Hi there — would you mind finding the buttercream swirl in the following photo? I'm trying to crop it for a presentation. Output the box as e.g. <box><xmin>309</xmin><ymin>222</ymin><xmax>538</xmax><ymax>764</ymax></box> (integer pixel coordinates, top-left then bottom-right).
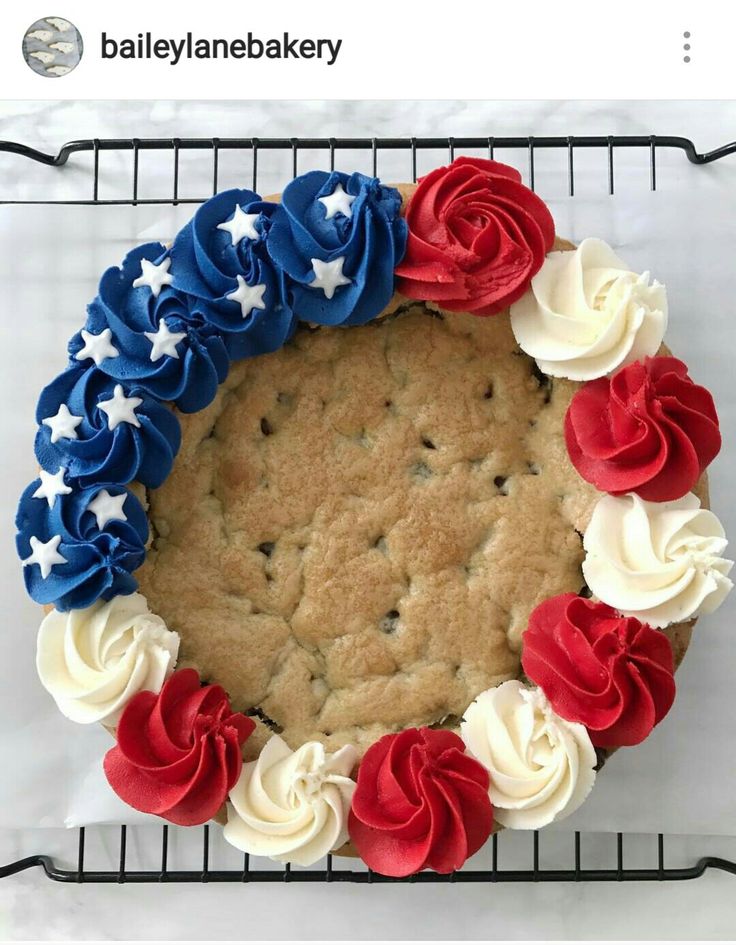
<box><xmin>224</xmin><ymin>735</ymin><xmax>357</xmax><ymax>866</ymax></box>
<box><xmin>521</xmin><ymin>593</ymin><xmax>675</xmax><ymax>748</ymax></box>
<box><xmin>348</xmin><ymin>727</ymin><xmax>493</xmax><ymax>877</ymax></box>
<box><xmin>582</xmin><ymin>492</ymin><xmax>734</xmax><ymax>628</ymax></box>
<box><xmin>16</xmin><ymin>481</ymin><xmax>148</xmax><ymax>611</ymax></box>
<box><xmin>35</xmin><ymin>364</ymin><xmax>181</xmax><ymax>489</ymax></box>
<box><xmin>268</xmin><ymin>170</ymin><xmax>407</xmax><ymax>325</ymax></box>
<box><xmin>461</xmin><ymin>680</ymin><xmax>596</xmax><ymax>829</ymax></box>
<box><xmin>169</xmin><ymin>189</ymin><xmax>297</xmax><ymax>360</ymax></box>
<box><xmin>396</xmin><ymin>157</ymin><xmax>555</xmax><ymax>315</ymax></box>
<box><xmin>104</xmin><ymin>668</ymin><xmax>255</xmax><ymax>826</ymax></box>
<box><xmin>70</xmin><ymin>243</ymin><xmax>230</xmax><ymax>413</ymax></box>
<box><xmin>36</xmin><ymin>593</ymin><xmax>179</xmax><ymax>726</ymax></box>
<box><xmin>510</xmin><ymin>238</ymin><xmax>667</xmax><ymax>381</ymax></box>
<box><xmin>565</xmin><ymin>357</ymin><xmax>721</xmax><ymax>501</ymax></box>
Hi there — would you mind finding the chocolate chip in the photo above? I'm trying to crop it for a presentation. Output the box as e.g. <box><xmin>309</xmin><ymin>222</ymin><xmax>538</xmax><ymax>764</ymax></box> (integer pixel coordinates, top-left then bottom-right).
<box><xmin>373</xmin><ymin>535</ymin><xmax>388</xmax><ymax>554</ymax></box>
<box><xmin>260</xmin><ymin>417</ymin><xmax>273</xmax><ymax>436</ymax></box>
<box><xmin>579</xmin><ymin>584</ymin><xmax>593</xmax><ymax>599</ymax></box>
<box><xmin>247</xmin><ymin>706</ymin><xmax>283</xmax><ymax>734</ymax></box>
<box><xmin>483</xmin><ymin>383</ymin><xmax>494</xmax><ymax>400</ymax></box>
<box><xmin>379</xmin><ymin>610</ymin><xmax>400</xmax><ymax>634</ymax></box>
<box><xmin>531</xmin><ymin>361</ymin><xmax>551</xmax><ymax>388</ymax></box>
<box><xmin>421</xmin><ymin>437</ymin><xmax>436</xmax><ymax>450</ymax></box>
<box><xmin>258</xmin><ymin>542</ymin><xmax>275</xmax><ymax>557</ymax></box>
<box><xmin>530</xmin><ymin>361</ymin><xmax>553</xmax><ymax>403</ymax></box>
<box><xmin>494</xmin><ymin>475</ymin><xmax>509</xmax><ymax>494</ymax></box>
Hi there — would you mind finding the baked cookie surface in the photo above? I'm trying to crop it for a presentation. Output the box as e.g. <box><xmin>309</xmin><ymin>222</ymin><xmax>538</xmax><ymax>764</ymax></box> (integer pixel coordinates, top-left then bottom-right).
<box><xmin>137</xmin><ymin>297</ymin><xmax>601</xmax><ymax>757</ymax></box>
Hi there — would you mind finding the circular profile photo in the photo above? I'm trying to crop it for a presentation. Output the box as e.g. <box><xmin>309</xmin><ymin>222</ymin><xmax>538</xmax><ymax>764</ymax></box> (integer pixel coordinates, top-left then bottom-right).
<box><xmin>22</xmin><ymin>16</ymin><xmax>83</xmax><ymax>77</ymax></box>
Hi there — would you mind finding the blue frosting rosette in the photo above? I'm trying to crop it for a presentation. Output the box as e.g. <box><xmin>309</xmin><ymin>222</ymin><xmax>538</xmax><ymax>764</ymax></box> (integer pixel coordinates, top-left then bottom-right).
<box><xmin>35</xmin><ymin>364</ymin><xmax>181</xmax><ymax>489</ymax></box>
<box><xmin>15</xmin><ymin>482</ymin><xmax>148</xmax><ymax>611</ymax></box>
<box><xmin>17</xmin><ymin>171</ymin><xmax>411</xmax><ymax>619</ymax></box>
<box><xmin>169</xmin><ymin>189</ymin><xmax>296</xmax><ymax>360</ymax></box>
<box><xmin>267</xmin><ymin>170</ymin><xmax>407</xmax><ymax>326</ymax></box>
<box><xmin>69</xmin><ymin>243</ymin><xmax>230</xmax><ymax>413</ymax></box>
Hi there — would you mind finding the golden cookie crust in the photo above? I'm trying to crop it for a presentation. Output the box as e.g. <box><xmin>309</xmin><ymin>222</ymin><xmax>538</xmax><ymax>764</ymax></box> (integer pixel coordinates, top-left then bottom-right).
<box><xmin>134</xmin><ymin>217</ymin><xmax>698</xmax><ymax>762</ymax></box>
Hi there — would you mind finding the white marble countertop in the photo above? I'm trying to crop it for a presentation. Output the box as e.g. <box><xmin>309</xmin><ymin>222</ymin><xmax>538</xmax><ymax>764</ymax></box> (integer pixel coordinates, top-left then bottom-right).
<box><xmin>2</xmin><ymin>98</ymin><xmax>736</xmax><ymax>940</ymax></box>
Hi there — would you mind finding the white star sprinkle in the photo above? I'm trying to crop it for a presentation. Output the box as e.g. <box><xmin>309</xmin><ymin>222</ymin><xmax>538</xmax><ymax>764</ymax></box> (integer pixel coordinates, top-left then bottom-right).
<box><xmin>144</xmin><ymin>320</ymin><xmax>187</xmax><ymax>362</ymax></box>
<box><xmin>86</xmin><ymin>488</ymin><xmax>128</xmax><ymax>530</ymax></box>
<box><xmin>226</xmin><ymin>275</ymin><xmax>267</xmax><ymax>318</ymax></box>
<box><xmin>42</xmin><ymin>403</ymin><xmax>83</xmax><ymax>443</ymax></box>
<box><xmin>318</xmin><ymin>183</ymin><xmax>356</xmax><ymax>220</ymax></box>
<box><xmin>217</xmin><ymin>205</ymin><xmax>261</xmax><ymax>244</ymax></box>
<box><xmin>309</xmin><ymin>257</ymin><xmax>352</xmax><ymax>299</ymax></box>
<box><xmin>132</xmin><ymin>257</ymin><xmax>173</xmax><ymax>298</ymax></box>
<box><xmin>75</xmin><ymin>328</ymin><xmax>119</xmax><ymax>366</ymax></box>
<box><xmin>32</xmin><ymin>467</ymin><xmax>72</xmax><ymax>509</ymax></box>
<box><xmin>22</xmin><ymin>534</ymin><xmax>67</xmax><ymax>580</ymax></box>
<box><xmin>97</xmin><ymin>384</ymin><xmax>142</xmax><ymax>431</ymax></box>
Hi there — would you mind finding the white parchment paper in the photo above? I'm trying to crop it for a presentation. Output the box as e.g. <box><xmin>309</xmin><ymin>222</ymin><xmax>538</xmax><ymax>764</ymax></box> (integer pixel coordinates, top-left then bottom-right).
<box><xmin>1</xmin><ymin>106</ymin><xmax>736</xmax><ymax>834</ymax></box>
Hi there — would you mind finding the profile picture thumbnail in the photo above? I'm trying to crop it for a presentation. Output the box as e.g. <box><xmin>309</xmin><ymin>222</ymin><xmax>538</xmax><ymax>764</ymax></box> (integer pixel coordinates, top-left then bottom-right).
<box><xmin>22</xmin><ymin>16</ymin><xmax>83</xmax><ymax>77</ymax></box>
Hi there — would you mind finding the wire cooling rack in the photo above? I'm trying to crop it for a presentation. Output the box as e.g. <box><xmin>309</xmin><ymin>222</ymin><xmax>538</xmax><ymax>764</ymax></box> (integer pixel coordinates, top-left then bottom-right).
<box><xmin>2</xmin><ymin>825</ymin><xmax>736</xmax><ymax>884</ymax></box>
<box><xmin>2</xmin><ymin>134</ymin><xmax>736</xmax><ymax>204</ymax></box>
<box><xmin>2</xmin><ymin>132</ymin><xmax>736</xmax><ymax>885</ymax></box>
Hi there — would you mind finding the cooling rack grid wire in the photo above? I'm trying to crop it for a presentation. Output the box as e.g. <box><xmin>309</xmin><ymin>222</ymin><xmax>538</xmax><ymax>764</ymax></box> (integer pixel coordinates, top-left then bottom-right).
<box><xmin>2</xmin><ymin>133</ymin><xmax>736</xmax><ymax>883</ymax></box>
<box><xmin>2</xmin><ymin>825</ymin><xmax>736</xmax><ymax>884</ymax></box>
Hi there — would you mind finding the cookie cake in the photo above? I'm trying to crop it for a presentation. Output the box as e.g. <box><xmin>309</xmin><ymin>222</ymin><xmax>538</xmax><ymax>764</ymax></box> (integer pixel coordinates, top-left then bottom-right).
<box><xmin>15</xmin><ymin>156</ymin><xmax>732</xmax><ymax>877</ymax></box>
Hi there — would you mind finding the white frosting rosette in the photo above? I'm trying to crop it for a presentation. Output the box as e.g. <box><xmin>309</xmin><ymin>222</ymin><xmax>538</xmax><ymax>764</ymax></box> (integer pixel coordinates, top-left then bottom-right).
<box><xmin>460</xmin><ymin>680</ymin><xmax>596</xmax><ymax>830</ymax></box>
<box><xmin>582</xmin><ymin>492</ymin><xmax>733</xmax><ymax>628</ymax></box>
<box><xmin>224</xmin><ymin>735</ymin><xmax>358</xmax><ymax>866</ymax></box>
<box><xmin>36</xmin><ymin>593</ymin><xmax>179</xmax><ymax>725</ymax></box>
<box><xmin>509</xmin><ymin>238</ymin><xmax>667</xmax><ymax>381</ymax></box>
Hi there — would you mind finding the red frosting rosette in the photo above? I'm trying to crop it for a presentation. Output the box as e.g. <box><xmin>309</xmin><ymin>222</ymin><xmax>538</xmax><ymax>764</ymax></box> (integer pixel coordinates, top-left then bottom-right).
<box><xmin>565</xmin><ymin>356</ymin><xmax>721</xmax><ymax>502</ymax></box>
<box><xmin>348</xmin><ymin>727</ymin><xmax>493</xmax><ymax>877</ymax></box>
<box><xmin>395</xmin><ymin>157</ymin><xmax>555</xmax><ymax>316</ymax></box>
<box><xmin>521</xmin><ymin>594</ymin><xmax>676</xmax><ymax>748</ymax></box>
<box><xmin>103</xmin><ymin>668</ymin><xmax>255</xmax><ymax>826</ymax></box>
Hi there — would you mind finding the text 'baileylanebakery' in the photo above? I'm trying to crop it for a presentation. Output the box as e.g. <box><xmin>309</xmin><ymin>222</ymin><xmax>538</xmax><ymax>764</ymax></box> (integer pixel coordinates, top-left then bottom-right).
<box><xmin>100</xmin><ymin>32</ymin><xmax>343</xmax><ymax>66</ymax></box>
